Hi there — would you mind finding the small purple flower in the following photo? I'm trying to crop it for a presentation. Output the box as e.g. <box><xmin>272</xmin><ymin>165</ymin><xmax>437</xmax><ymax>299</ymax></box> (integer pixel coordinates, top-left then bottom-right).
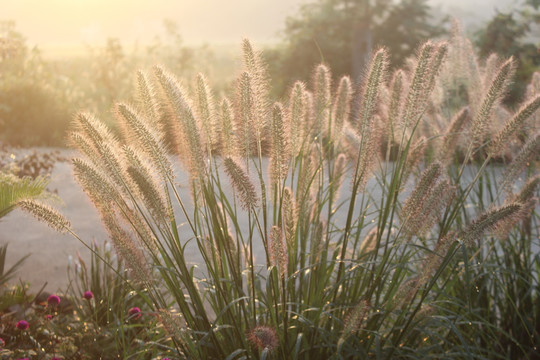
<box><xmin>128</xmin><ymin>306</ymin><xmax>142</xmax><ymax>319</ymax></box>
<box><xmin>16</xmin><ymin>320</ymin><xmax>29</xmax><ymax>330</ymax></box>
<box><xmin>47</xmin><ymin>294</ymin><xmax>61</xmax><ymax>306</ymax></box>
<box><xmin>83</xmin><ymin>290</ymin><xmax>94</xmax><ymax>300</ymax></box>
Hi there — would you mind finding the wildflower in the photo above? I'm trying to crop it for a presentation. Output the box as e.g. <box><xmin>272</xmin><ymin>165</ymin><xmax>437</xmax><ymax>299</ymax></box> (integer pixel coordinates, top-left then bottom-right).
<box><xmin>128</xmin><ymin>307</ymin><xmax>142</xmax><ymax>319</ymax></box>
<box><xmin>83</xmin><ymin>291</ymin><xmax>94</xmax><ymax>300</ymax></box>
<box><xmin>16</xmin><ymin>320</ymin><xmax>29</xmax><ymax>330</ymax></box>
<box><xmin>0</xmin><ymin>337</ymin><xmax>4</xmax><ymax>348</ymax></box>
<box><xmin>45</xmin><ymin>314</ymin><xmax>54</xmax><ymax>320</ymax></box>
<box><xmin>47</xmin><ymin>294</ymin><xmax>61</xmax><ymax>306</ymax></box>
<box><xmin>247</xmin><ymin>325</ymin><xmax>279</xmax><ymax>351</ymax></box>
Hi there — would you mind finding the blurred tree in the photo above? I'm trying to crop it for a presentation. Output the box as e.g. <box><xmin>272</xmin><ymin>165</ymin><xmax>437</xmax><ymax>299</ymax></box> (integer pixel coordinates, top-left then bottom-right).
<box><xmin>266</xmin><ymin>0</ymin><xmax>446</xmax><ymax>96</ymax></box>
<box><xmin>146</xmin><ymin>19</ymin><xmax>197</xmax><ymax>79</ymax></box>
<box><xmin>0</xmin><ymin>21</ymin><xmax>26</xmax><ymax>63</ymax></box>
<box><xmin>476</xmin><ymin>0</ymin><xmax>540</xmax><ymax>105</ymax></box>
<box><xmin>87</xmin><ymin>37</ymin><xmax>131</xmax><ymax>111</ymax></box>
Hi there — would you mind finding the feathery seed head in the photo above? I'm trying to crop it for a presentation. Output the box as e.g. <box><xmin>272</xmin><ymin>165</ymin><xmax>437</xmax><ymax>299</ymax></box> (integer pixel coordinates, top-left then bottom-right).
<box><xmin>331</xmin><ymin>76</ymin><xmax>353</xmax><ymax>141</ymax></box>
<box><xmin>123</xmin><ymin>146</ymin><xmax>168</xmax><ymax>222</ymax></box>
<box><xmin>224</xmin><ymin>157</ymin><xmax>258</xmax><ymax>210</ymax></box>
<box><xmin>460</xmin><ymin>203</ymin><xmax>523</xmax><ymax>245</ymax></box>
<box><xmin>235</xmin><ymin>71</ymin><xmax>257</xmax><ymax>157</ymax></box>
<box><xmin>240</xmin><ymin>39</ymin><xmax>270</xmax><ymax>141</ymax></box>
<box><xmin>269</xmin><ymin>225</ymin><xmax>288</xmax><ymax>277</ymax></box>
<box><xmin>401</xmin><ymin>161</ymin><xmax>444</xmax><ymax>226</ymax></box>
<box><xmin>514</xmin><ymin>175</ymin><xmax>540</xmax><ymax>204</ymax></box>
<box><xmin>489</xmin><ymin>94</ymin><xmax>540</xmax><ymax>156</ymax></box>
<box><xmin>313</xmin><ymin>64</ymin><xmax>332</xmax><ymax>137</ymax></box>
<box><xmin>102</xmin><ymin>213</ymin><xmax>151</xmax><ymax>285</ymax></box>
<box><xmin>342</xmin><ymin>300</ymin><xmax>369</xmax><ymax>338</ymax></box>
<box><xmin>387</xmin><ymin>69</ymin><xmax>405</xmax><ymax>141</ymax></box>
<box><xmin>439</xmin><ymin>107</ymin><xmax>470</xmax><ymax>164</ymax></box>
<box><xmin>501</xmin><ymin>133</ymin><xmax>540</xmax><ymax>190</ymax></box>
<box><xmin>356</xmin><ymin>48</ymin><xmax>389</xmax><ymax>135</ymax></box>
<box><xmin>287</xmin><ymin>81</ymin><xmax>307</xmax><ymax>153</ymax></box>
<box><xmin>195</xmin><ymin>73</ymin><xmax>218</xmax><ymax>150</ymax></box>
<box><xmin>471</xmin><ymin>57</ymin><xmax>515</xmax><ymax>146</ymax></box>
<box><xmin>158</xmin><ymin>309</ymin><xmax>185</xmax><ymax>342</ymax></box>
<box><xmin>135</xmin><ymin>70</ymin><xmax>160</xmax><ymax>127</ymax></box>
<box><xmin>220</xmin><ymin>98</ymin><xmax>236</xmax><ymax>157</ymax></box>
<box><xmin>359</xmin><ymin>227</ymin><xmax>378</xmax><ymax>254</ymax></box>
<box><xmin>282</xmin><ymin>187</ymin><xmax>297</xmax><ymax>246</ymax></box>
<box><xmin>425</xmin><ymin>42</ymin><xmax>449</xmax><ymax>94</ymax></box>
<box><xmin>401</xmin><ymin>42</ymin><xmax>435</xmax><ymax>128</ymax></box>
<box><xmin>269</xmin><ymin>102</ymin><xmax>290</xmax><ymax>188</ymax></box>
<box><xmin>115</xmin><ymin>103</ymin><xmax>173</xmax><ymax>179</ymax></box>
<box><xmin>403</xmin><ymin>137</ymin><xmax>427</xmax><ymax>180</ymax></box>
<box><xmin>331</xmin><ymin>153</ymin><xmax>348</xmax><ymax>201</ymax></box>
<box><xmin>154</xmin><ymin>65</ymin><xmax>206</xmax><ymax>178</ymax></box>
<box><xmin>19</xmin><ymin>200</ymin><xmax>71</xmax><ymax>233</ymax></box>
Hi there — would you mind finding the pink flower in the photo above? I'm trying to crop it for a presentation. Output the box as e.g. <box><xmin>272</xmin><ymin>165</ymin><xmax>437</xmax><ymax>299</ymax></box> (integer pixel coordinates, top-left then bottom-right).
<box><xmin>16</xmin><ymin>320</ymin><xmax>29</xmax><ymax>330</ymax></box>
<box><xmin>83</xmin><ymin>290</ymin><xmax>94</xmax><ymax>300</ymax></box>
<box><xmin>45</xmin><ymin>314</ymin><xmax>54</xmax><ymax>320</ymax></box>
<box><xmin>128</xmin><ymin>306</ymin><xmax>142</xmax><ymax>319</ymax></box>
<box><xmin>47</xmin><ymin>294</ymin><xmax>61</xmax><ymax>306</ymax></box>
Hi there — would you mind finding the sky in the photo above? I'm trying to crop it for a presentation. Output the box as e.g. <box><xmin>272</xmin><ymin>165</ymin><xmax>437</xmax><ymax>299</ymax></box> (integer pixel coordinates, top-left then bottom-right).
<box><xmin>1</xmin><ymin>0</ymin><xmax>516</xmax><ymax>55</ymax></box>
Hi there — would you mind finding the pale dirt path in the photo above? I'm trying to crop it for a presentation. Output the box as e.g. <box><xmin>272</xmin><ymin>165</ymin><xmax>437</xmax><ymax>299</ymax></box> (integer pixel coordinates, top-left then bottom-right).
<box><xmin>0</xmin><ymin>156</ymin><xmax>109</xmax><ymax>293</ymax></box>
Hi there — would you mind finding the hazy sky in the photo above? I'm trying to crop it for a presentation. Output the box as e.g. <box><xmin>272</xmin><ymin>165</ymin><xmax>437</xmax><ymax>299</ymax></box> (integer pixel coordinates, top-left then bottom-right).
<box><xmin>1</xmin><ymin>0</ymin><xmax>515</xmax><ymax>52</ymax></box>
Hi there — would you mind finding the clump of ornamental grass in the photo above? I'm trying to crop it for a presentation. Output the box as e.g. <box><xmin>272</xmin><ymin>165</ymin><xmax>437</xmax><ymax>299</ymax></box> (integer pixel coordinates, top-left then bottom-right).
<box><xmin>28</xmin><ymin>34</ymin><xmax>540</xmax><ymax>359</ymax></box>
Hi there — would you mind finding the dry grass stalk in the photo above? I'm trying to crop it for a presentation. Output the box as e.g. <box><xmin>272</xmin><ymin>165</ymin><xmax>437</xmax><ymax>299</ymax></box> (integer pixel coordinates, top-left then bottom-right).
<box><xmin>220</xmin><ymin>98</ymin><xmax>236</xmax><ymax>157</ymax></box>
<box><xmin>154</xmin><ymin>65</ymin><xmax>206</xmax><ymax>179</ymax></box>
<box><xmin>135</xmin><ymin>70</ymin><xmax>161</xmax><ymax>132</ymax></box>
<box><xmin>460</xmin><ymin>203</ymin><xmax>523</xmax><ymax>245</ymax></box>
<box><xmin>331</xmin><ymin>76</ymin><xmax>352</xmax><ymax>142</ymax></box>
<box><xmin>488</xmin><ymin>94</ymin><xmax>540</xmax><ymax>156</ymax></box>
<box><xmin>287</xmin><ymin>81</ymin><xmax>308</xmax><ymax>154</ymax></box>
<box><xmin>224</xmin><ymin>157</ymin><xmax>259</xmax><ymax>211</ymax></box>
<box><xmin>438</xmin><ymin>107</ymin><xmax>469</xmax><ymax>164</ymax></box>
<box><xmin>470</xmin><ymin>58</ymin><xmax>515</xmax><ymax>146</ymax></box>
<box><xmin>501</xmin><ymin>133</ymin><xmax>540</xmax><ymax>190</ymax></box>
<box><xmin>353</xmin><ymin>49</ymin><xmax>388</xmax><ymax>190</ymax></box>
<box><xmin>269</xmin><ymin>103</ymin><xmax>290</xmax><ymax>188</ymax></box>
<box><xmin>313</xmin><ymin>64</ymin><xmax>332</xmax><ymax>139</ymax></box>
<box><xmin>401</xmin><ymin>161</ymin><xmax>444</xmax><ymax>233</ymax></box>
<box><xmin>282</xmin><ymin>187</ymin><xmax>297</xmax><ymax>247</ymax></box>
<box><xmin>195</xmin><ymin>73</ymin><xmax>218</xmax><ymax>152</ymax></box>
<box><xmin>19</xmin><ymin>199</ymin><xmax>71</xmax><ymax>233</ymax></box>
<box><xmin>269</xmin><ymin>225</ymin><xmax>288</xmax><ymax>278</ymax></box>
<box><xmin>115</xmin><ymin>103</ymin><xmax>173</xmax><ymax>180</ymax></box>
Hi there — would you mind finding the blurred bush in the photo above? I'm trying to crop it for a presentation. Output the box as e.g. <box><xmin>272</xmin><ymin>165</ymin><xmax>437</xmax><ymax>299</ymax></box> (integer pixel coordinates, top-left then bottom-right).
<box><xmin>0</xmin><ymin>21</ymin><xmax>74</xmax><ymax>147</ymax></box>
<box><xmin>0</xmin><ymin>19</ymin><xmax>237</xmax><ymax>148</ymax></box>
